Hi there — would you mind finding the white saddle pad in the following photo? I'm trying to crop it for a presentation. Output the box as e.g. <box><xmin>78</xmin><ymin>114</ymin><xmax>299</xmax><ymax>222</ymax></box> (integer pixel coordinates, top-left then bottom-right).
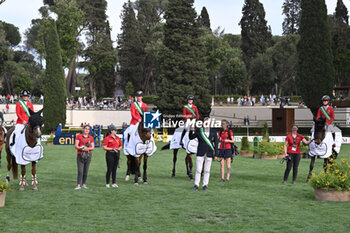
<box><xmin>170</xmin><ymin>127</ymin><xmax>198</xmax><ymax>154</ymax></box>
<box><xmin>9</xmin><ymin>124</ymin><xmax>43</xmax><ymax>165</ymax></box>
<box><xmin>123</xmin><ymin>123</ymin><xmax>157</xmax><ymax>157</ymax></box>
<box><xmin>309</xmin><ymin>126</ymin><xmax>342</xmax><ymax>158</ymax></box>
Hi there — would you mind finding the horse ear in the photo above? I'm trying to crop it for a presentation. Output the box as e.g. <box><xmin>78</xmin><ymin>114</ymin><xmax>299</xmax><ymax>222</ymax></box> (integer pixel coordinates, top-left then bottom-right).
<box><xmin>37</xmin><ymin>109</ymin><xmax>43</xmax><ymax>115</ymax></box>
<box><xmin>29</xmin><ymin>108</ymin><xmax>35</xmax><ymax>116</ymax></box>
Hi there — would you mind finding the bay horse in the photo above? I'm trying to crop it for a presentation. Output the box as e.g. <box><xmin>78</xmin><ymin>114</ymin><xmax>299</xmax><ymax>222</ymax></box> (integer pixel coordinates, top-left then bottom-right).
<box><xmin>5</xmin><ymin>109</ymin><xmax>44</xmax><ymax>190</ymax></box>
<box><xmin>0</xmin><ymin>123</ymin><xmax>5</xmax><ymax>168</ymax></box>
<box><xmin>125</xmin><ymin>121</ymin><xmax>153</xmax><ymax>185</ymax></box>
<box><xmin>306</xmin><ymin>117</ymin><xmax>337</xmax><ymax>182</ymax></box>
<box><xmin>161</xmin><ymin>128</ymin><xmax>194</xmax><ymax>180</ymax></box>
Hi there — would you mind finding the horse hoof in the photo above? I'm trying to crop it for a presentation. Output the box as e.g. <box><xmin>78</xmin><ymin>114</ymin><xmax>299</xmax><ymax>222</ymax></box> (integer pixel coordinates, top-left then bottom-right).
<box><xmin>171</xmin><ymin>174</ymin><xmax>175</xmax><ymax>178</ymax></box>
<box><xmin>143</xmin><ymin>182</ymin><xmax>148</xmax><ymax>185</ymax></box>
<box><xmin>138</xmin><ymin>177</ymin><xmax>142</xmax><ymax>181</ymax></box>
<box><xmin>134</xmin><ymin>183</ymin><xmax>139</xmax><ymax>186</ymax></box>
<box><xmin>125</xmin><ymin>175</ymin><xmax>130</xmax><ymax>181</ymax></box>
<box><xmin>33</xmin><ymin>187</ymin><xmax>38</xmax><ymax>191</ymax></box>
<box><xmin>19</xmin><ymin>187</ymin><xmax>24</xmax><ymax>191</ymax></box>
<box><xmin>5</xmin><ymin>176</ymin><xmax>9</xmax><ymax>184</ymax></box>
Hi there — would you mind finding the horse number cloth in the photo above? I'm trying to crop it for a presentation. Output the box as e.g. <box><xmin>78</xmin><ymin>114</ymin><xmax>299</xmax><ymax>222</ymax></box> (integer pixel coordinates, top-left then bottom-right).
<box><xmin>309</xmin><ymin>126</ymin><xmax>342</xmax><ymax>159</ymax></box>
<box><xmin>9</xmin><ymin>124</ymin><xmax>43</xmax><ymax>165</ymax></box>
<box><xmin>170</xmin><ymin>127</ymin><xmax>198</xmax><ymax>154</ymax></box>
<box><xmin>123</xmin><ymin>123</ymin><xmax>157</xmax><ymax>157</ymax></box>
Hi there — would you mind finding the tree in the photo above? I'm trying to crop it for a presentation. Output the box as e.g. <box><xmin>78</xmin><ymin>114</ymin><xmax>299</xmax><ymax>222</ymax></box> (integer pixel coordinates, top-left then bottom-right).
<box><xmin>282</xmin><ymin>0</ymin><xmax>301</xmax><ymax>35</ymax></box>
<box><xmin>118</xmin><ymin>1</ymin><xmax>143</xmax><ymax>92</ymax></box>
<box><xmin>330</xmin><ymin>2</ymin><xmax>350</xmax><ymax>86</ymax></box>
<box><xmin>157</xmin><ymin>0</ymin><xmax>211</xmax><ymax>115</ymax></box>
<box><xmin>250</xmin><ymin>53</ymin><xmax>274</xmax><ymax>94</ymax></box>
<box><xmin>239</xmin><ymin>0</ymin><xmax>272</xmax><ymax>94</ymax></box>
<box><xmin>0</xmin><ymin>21</ymin><xmax>21</xmax><ymax>46</ymax></box>
<box><xmin>125</xmin><ymin>81</ymin><xmax>134</xmax><ymax>97</ymax></box>
<box><xmin>335</xmin><ymin>0</ymin><xmax>348</xmax><ymax>25</ymax></box>
<box><xmin>297</xmin><ymin>0</ymin><xmax>334</xmax><ymax>115</ymax></box>
<box><xmin>48</xmin><ymin>0</ymin><xmax>84</xmax><ymax>97</ymax></box>
<box><xmin>269</xmin><ymin>34</ymin><xmax>299</xmax><ymax>95</ymax></box>
<box><xmin>80</xmin><ymin>0</ymin><xmax>116</xmax><ymax>97</ymax></box>
<box><xmin>0</xmin><ymin>22</ymin><xmax>12</xmax><ymax>75</ymax></box>
<box><xmin>42</xmin><ymin>19</ymin><xmax>66</xmax><ymax>132</ymax></box>
<box><xmin>198</xmin><ymin>7</ymin><xmax>211</xmax><ymax>29</ymax></box>
<box><xmin>138</xmin><ymin>0</ymin><xmax>161</xmax><ymax>94</ymax></box>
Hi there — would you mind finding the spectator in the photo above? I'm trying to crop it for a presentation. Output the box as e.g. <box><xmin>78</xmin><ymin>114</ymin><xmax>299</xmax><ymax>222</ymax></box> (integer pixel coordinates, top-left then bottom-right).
<box><xmin>74</xmin><ymin>125</ymin><xmax>95</xmax><ymax>190</ymax></box>
<box><xmin>103</xmin><ymin>125</ymin><xmax>122</xmax><ymax>188</ymax></box>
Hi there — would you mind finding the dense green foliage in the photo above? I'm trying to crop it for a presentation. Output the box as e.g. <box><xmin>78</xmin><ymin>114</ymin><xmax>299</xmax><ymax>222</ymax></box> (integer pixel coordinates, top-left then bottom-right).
<box><xmin>297</xmin><ymin>0</ymin><xmax>334</xmax><ymax>115</ymax></box>
<box><xmin>157</xmin><ymin>0</ymin><xmax>210</xmax><ymax>115</ymax></box>
<box><xmin>239</xmin><ymin>0</ymin><xmax>272</xmax><ymax>94</ymax></box>
<box><xmin>198</xmin><ymin>6</ymin><xmax>211</xmax><ymax>29</ymax></box>
<box><xmin>2</xmin><ymin>143</ymin><xmax>350</xmax><ymax>232</ymax></box>
<box><xmin>282</xmin><ymin>0</ymin><xmax>301</xmax><ymax>35</ymax></box>
<box><xmin>42</xmin><ymin>19</ymin><xmax>66</xmax><ymax>132</ymax></box>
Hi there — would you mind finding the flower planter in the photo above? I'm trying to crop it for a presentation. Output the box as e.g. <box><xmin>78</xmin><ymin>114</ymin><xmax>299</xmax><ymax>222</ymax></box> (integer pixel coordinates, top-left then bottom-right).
<box><xmin>277</xmin><ymin>154</ymin><xmax>285</xmax><ymax>159</ymax></box>
<box><xmin>239</xmin><ymin>151</ymin><xmax>253</xmax><ymax>157</ymax></box>
<box><xmin>314</xmin><ymin>188</ymin><xmax>350</xmax><ymax>202</ymax></box>
<box><xmin>0</xmin><ymin>191</ymin><xmax>6</xmax><ymax>207</ymax></box>
<box><xmin>254</xmin><ymin>154</ymin><xmax>278</xmax><ymax>159</ymax></box>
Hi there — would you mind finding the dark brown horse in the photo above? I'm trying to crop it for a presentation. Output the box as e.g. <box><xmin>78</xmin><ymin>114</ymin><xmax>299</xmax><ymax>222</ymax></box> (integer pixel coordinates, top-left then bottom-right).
<box><xmin>0</xmin><ymin>123</ymin><xmax>5</xmax><ymax>168</ymax></box>
<box><xmin>306</xmin><ymin>117</ymin><xmax>337</xmax><ymax>182</ymax></box>
<box><xmin>5</xmin><ymin>109</ymin><xmax>44</xmax><ymax>191</ymax></box>
<box><xmin>125</xmin><ymin>121</ymin><xmax>152</xmax><ymax>185</ymax></box>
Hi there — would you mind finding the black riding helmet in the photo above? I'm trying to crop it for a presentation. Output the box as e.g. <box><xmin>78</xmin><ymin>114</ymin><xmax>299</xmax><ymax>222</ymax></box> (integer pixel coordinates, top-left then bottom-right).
<box><xmin>321</xmin><ymin>95</ymin><xmax>330</xmax><ymax>101</ymax></box>
<box><xmin>135</xmin><ymin>91</ymin><xmax>144</xmax><ymax>97</ymax></box>
<box><xmin>20</xmin><ymin>90</ymin><xmax>30</xmax><ymax>97</ymax></box>
<box><xmin>187</xmin><ymin>95</ymin><xmax>194</xmax><ymax>100</ymax></box>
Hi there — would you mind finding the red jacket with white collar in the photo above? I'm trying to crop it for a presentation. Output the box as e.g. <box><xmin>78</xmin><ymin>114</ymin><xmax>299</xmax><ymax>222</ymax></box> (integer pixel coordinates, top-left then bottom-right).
<box><xmin>16</xmin><ymin>101</ymin><xmax>34</xmax><ymax>124</ymax></box>
<box><xmin>183</xmin><ymin>104</ymin><xmax>199</xmax><ymax>122</ymax></box>
<box><xmin>130</xmin><ymin>102</ymin><xmax>148</xmax><ymax>125</ymax></box>
<box><xmin>316</xmin><ymin>105</ymin><xmax>334</xmax><ymax>125</ymax></box>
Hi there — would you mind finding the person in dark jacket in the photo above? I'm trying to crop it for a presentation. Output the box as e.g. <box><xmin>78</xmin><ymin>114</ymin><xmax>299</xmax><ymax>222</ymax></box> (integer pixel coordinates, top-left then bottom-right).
<box><xmin>189</xmin><ymin>114</ymin><xmax>218</xmax><ymax>191</ymax></box>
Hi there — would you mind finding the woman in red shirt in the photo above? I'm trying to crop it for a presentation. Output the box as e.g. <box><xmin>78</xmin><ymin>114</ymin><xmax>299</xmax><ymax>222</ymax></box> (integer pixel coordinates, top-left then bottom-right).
<box><xmin>283</xmin><ymin>124</ymin><xmax>311</xmax><ymax>184</ymax></box>
<box><xmin>216</xmin><ymin>120</ymin><xmax>235</xmax><ymax>182</ymax></box>
<box><xmin>103</xmin><ymin>125</ymin><xmax>122</xmax><ymax>188</ymax></box>
<box><xmin>74</xmin><ymin>125</ymin><xmax>95</xmax><ymax>190</ymax></box>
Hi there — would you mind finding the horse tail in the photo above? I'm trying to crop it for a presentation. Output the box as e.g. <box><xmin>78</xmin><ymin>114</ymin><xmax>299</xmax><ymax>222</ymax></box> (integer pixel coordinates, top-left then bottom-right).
<box><xmin>12</xmin><ymin>156</ymin><xmax>18</xmax><ymax>180</ymax></box>
<box><xmin>161</xmin><ymin>143</ymin><xmax>170</xmax><ymax>150</ymax></box>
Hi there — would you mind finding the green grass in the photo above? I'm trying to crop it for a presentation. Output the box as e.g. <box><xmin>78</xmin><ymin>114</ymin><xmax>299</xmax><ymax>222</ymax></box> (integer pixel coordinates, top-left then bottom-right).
<box><xmin>1</xmin><ymin>143</ymin><xmax>350</xmax><ymax>233</ymax></box>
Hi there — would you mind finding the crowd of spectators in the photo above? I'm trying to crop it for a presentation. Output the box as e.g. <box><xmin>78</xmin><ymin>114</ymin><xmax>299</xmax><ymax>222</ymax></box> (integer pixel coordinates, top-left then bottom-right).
<box><xmin>67</xmin><ymin>96</ymin><xmax>133</xmax><ymax>110</ymax></box>
<box><xmin>224</xmin><ymin>94</ymin><xmax>292</xmax><ymax>107</ymax></box>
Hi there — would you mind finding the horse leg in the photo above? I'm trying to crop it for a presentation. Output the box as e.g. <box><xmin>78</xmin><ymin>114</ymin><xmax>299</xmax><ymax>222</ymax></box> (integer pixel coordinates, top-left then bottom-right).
<box><xmin>134</xmin><ymin>157</ymin><xmax>141</xmax><ymax>185</ymax></box>
<box><xmin>138</xmin><ymin>155</ymin><xmax>143</xmax><ymax>181</ymax></box>
<box><xmin>187</xmin><ymin>154</ymin><xmax>193</xmax><ymax>180</ymax></box>
<box><xmin>323</xmin><ymin>158</ymin><xmax>329</xmax><ymax>172</ymax></box>
<box><xmin>0</xmin><ymin>150</ymin><xmax>2</xmax><ymax>168</ymax></box>
<box><xmin>125</xmin><ymin>155</ymin><xmax>131</xmax><ymax>181</ymax></box>
<box><xmin>143</xmin><ymin>155</ymin><xmax>148</xmax><ymax>184</ymax></box>
<box><xmin>32</xmin><ymin>162</ymin><xmax>38</xmax><ymax>190</ymax></box>
<box><xmin>19</xmin><ymin>165</ymin><xmax>26</xmax><ymax>191</ymax></box>
<box><xmin>306</xmin><ymin>157</ymin><xmax>315</xmax><ymax>183</ymax></box>
<box><xmin>6</xmin><ymin>153</ymin><xmax>11</xmax><ymax>183</ymax></box>
<box><xmin>172</xmin><ymin>149</ymin><xmax>178</xmax><ymax>178</ymax></box>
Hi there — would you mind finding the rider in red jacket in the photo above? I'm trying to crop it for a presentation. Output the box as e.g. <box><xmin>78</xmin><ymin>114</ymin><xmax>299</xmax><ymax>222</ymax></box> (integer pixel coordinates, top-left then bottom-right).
<box><xmin>16</xmin><ymin>90</ymin><xmax>34</xmax><ymax>125</ymax></box>
<box><xmin>130</xmin><ymin>91</ymin><xmax>148</xmax><ymax>125</ymax></box>
<box><xmin>316</xmin><ymin>95</ymin><xmax>335</xmax><ymax>133</ymax></box>
<box><xmin>183</xmin><ymin>95</ymin><xmax>199</xmax><ymax>123</ymax></box>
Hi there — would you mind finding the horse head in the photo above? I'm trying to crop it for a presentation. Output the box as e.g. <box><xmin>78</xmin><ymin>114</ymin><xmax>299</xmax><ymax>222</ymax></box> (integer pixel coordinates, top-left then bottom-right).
<box><xmin>138</xmin><ymin>120</ymin><xmax>152</xmax><ymax>143</ymax></box>
<box><xmin>313</xmin><ymin>116</ymin><xmax>326</xmax><ymax>144</ymax></box>
<box><xmin>28</xmin><ymin>109</ymin><xmax>45</xmax><ymax>138</ymax></box>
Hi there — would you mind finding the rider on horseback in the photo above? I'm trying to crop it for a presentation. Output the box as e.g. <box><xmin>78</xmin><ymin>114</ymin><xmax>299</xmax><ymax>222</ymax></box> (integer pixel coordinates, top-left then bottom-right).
<box><xmin>316</xmin><ymin>95</ymin><xmax>334</xmax><ymax>133</ymax></box>
<box><xmin>130</xmin><ymin>91</ymin><xmax>148</xmax><ymax>125</ymax></box>
<box><xmin>16</xmin><ymin>90</ymin><xmax>34</xmax><ymax>125</ymax></box>
<box><xmin>183</xmin><ymin>95</ymin><xmax>199</xmax><ymax>123</ymax></box>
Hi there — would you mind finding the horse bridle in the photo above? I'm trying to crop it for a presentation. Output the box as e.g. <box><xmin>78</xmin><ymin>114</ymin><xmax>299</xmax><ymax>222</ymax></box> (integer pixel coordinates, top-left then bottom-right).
<box><xmin>23</xmin><ymin>124</ymin><xmax>41</xmax><ymax>139</ymax></box>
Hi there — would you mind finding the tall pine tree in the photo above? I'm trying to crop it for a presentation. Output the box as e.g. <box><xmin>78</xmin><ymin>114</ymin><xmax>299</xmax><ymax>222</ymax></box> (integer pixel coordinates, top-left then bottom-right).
<box><xmin>239</xmin><ymin>0</ymin><xmax>272</xmax><ymax>94</ymax></box>
<box><xmin>297</xmin><ymin>0</ymin><xmax>334</xmax><ymax>115</ymax></box>
<box><xmin>335</xmin><ymin>0</ymin><xmax>349</xmax><ymax>25</ymax></box>
<box><xmin>157</xmin><ymin>0</ymin><xmax>210</xmax><ymax>116</ymax></box>
<box><xmin>331</xmin><ymin>0</ymin><xmax>350</xmax><ymax>86</ymax></box>
<box><xmin>199</xmin><ymin>6</ymin><xmax>211</xmax><ymax>29</ymax></box>
<box><xmin>118</xmin><ymin>1</ymin><xmax>143</xmax><ymax>92</ymax></box>
<box><xmin>42</xmin><ymin>19</ymin><xmax>66</xmax><ymax>132</ymax></box>
<box><xmin>282</xmin><ymin>0</ymin><xmax>301</xmax><ymax>35</ymax></box>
